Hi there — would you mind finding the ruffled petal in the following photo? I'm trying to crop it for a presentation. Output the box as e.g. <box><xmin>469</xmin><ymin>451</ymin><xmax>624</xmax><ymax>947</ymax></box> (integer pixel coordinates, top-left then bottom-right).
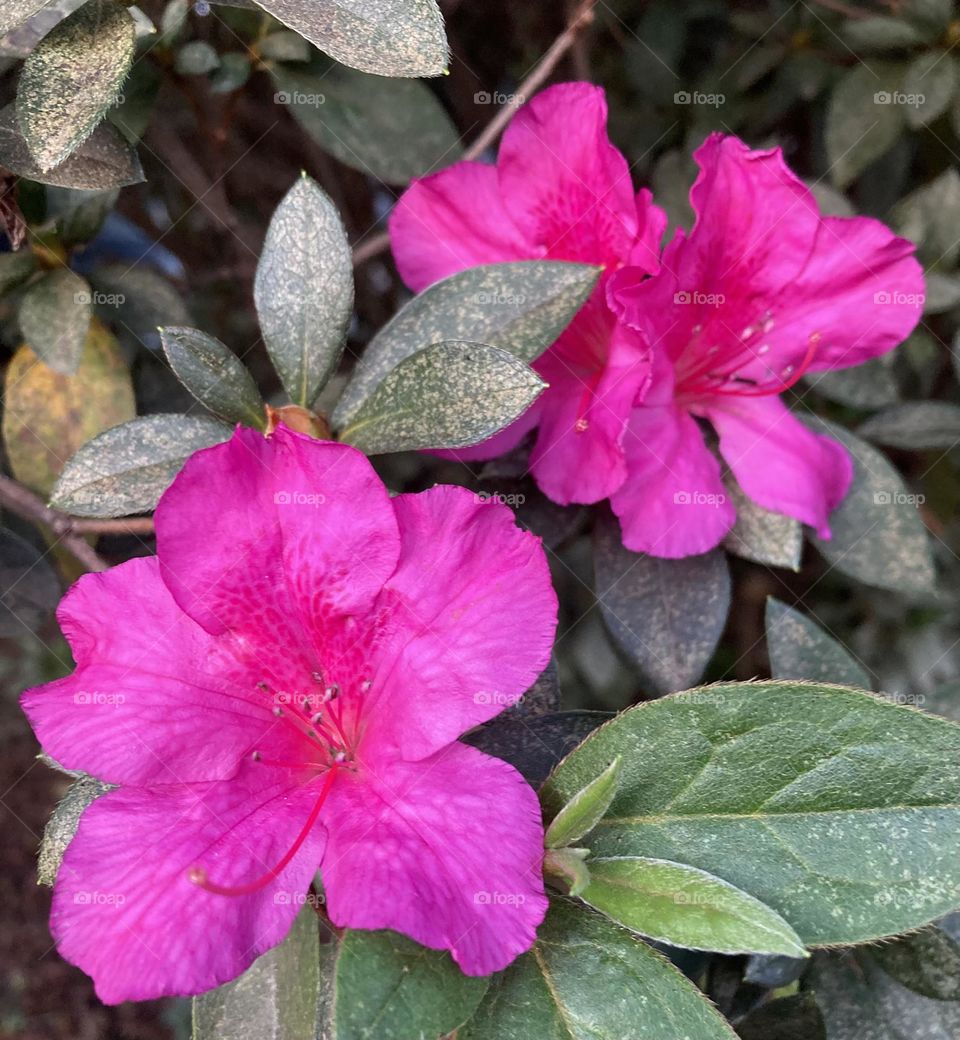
<box><xmin>50</xmin><ymin>765</ymin><xmax>327</xmax><ymax>1004</ymax></box>
<box><xmin>322</xmin><ymin>742</ymin><xmax>547</xmax><ymax>976</ymax></box>
<box><xmin>363</xmin><ymin>485</ymin><xmax>556</xmax><ymax>760</ymax></box>
<box><xmin>389</xmin><ymin>161</ymin><xmax>532</xmax><ymax>291</ymax></box>
<box><xmin>706</xmin><ymin>395</ymin><xmax>853</xmax><ymax>538</ymax></box>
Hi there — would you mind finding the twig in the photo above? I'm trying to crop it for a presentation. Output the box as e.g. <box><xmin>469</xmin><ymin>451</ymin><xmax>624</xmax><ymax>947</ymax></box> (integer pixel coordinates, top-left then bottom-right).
<box><xmin>350</xmin><ymin>0</ymin><xmax>599</xmax><ymax>268</ymax></box>
<box><xmin>0</xmin><ymin>476</ymin><xmax>155</xmax><ymax>573</ymax></box>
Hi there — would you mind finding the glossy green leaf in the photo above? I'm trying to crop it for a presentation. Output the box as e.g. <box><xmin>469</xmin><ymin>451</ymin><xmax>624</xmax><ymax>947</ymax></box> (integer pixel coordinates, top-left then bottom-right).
<box><xmin>193</xmin><ymin>906</ymin><xmax>319</xmax><ymax>1040</ymax></box>
<box><xmin>254</xmin><ymin>175</ymin><xmax>353</xmax><ymax>408</ymax></box>
<box><xmin>255</xmin><ymin>0</ymin><xmax>447</xmax><ymax>78</ymax></box>
<box><xmin>826</xmin><ymin>63</ymin><xmax>905</xmax><ymax>188</ymax></box>
<box><xmin>271</xmin><ymin>59</ymin><xmax>461</xmax><ymax>184</ymax></box>
<box><xmin>459</xmin><ymin>900</ymin><xmax>738</xmax><ymax>1040</ymax></box>
<box><xmin>17</xmin><ymin>0</ymin><xmax>137</xmax><ymax>170</ymax></box>
<box><xmin>580</xmin><ymin>856</ymin><xmax>807</xmax><ymax>957</ymax></box>
<box><xmin>160</xmin><ymin>326</ymin><xmax>265</xmax><ymax>429</ymax></box>
<box><xmin>18</xmin><ymin>268</ymin><xmax>91</xmax><ymax>374</ymax></box>
<box><xmin>338</xmin><ymin>342</ymin><xmax>544</xmax><ymax>455</ymax></box>
<box><xmin>37</xmin><ymin>775</ymin><xmax>110</xmax><ymax>886</ymax></box>
<box><xmin>858</xmin><ymin>402</ymin><xmax>960</xmax><ymax>451</ymax></box>
<box><xmin>593</xmin><ymin>514</ymin><xmax>731</xmax><ymax>695</ymax></box>
<box><xmin>334</xmin><ymin>260</ymin><xmax>599</xmax><ymax>427</ymax></box>
<box><xmin>50</xmin><ymin>413</ymin><xmax>232</xmax><ymax>517</ymax></box>
<box><xmin>545</xmin><ymin>756</ymin><xmax>621</xmax><ymax>849</ymax></box>
<box><xmin>765</xmin><ymin>598</ymin><xmax>872</xmax><ymax>690</ymax></box>
<box><xmin>541</xmin><ymin>680</ymin><xmax>960</xmax><ymax>947</ymax></box>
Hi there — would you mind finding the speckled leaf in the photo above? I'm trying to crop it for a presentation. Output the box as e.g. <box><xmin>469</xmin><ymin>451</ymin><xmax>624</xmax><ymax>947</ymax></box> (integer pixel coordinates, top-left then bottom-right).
<box><xmin>541</xmin><ymin>680</ymin><xmax>960</xmax><ymax>947</ymax></box>
<box><xmin>869</xmin><ymin>923</ymin><xmax>960</xmax><ymax>1000</ymax></box>
<box><xmin>254</xmin><ymin>176</ymin><xmax>353</xmax><ymax>408</ymax></box>
<box><xmin>737</xmin><ymin>993</ymin><xmax>825</xmax><ymax>1040</ymax></box>
<box><xmin>0</xmin><ymin>527</ymin><xmax>59</xmax><ymax>637</ymax></box>
<box><xmin>338</xmin><ymin>342</ymin><xmax>544</xmax><ymax>455</ymax></box>
<box><xmin>892</xmin><ymin>168</ymin><xmax>960</xmax><ymax>267</ymax></box>
<box><xmin>255</xmin><ymin>0</ymin><xmax>447</xmax><ymax>78</ymax></box>
<box><xmin>3</xmin><ymin>320</ymin><xmax>135</xmax><ymax>498</ymax></box>
<box><xmin>858</xmin><ymin>402</ymin><xmax>960</xmax><ymax>451</ymax></box>
<box><xmin>593</xmin><ymin>513</ymin><xmax>731</xmax><ymax>696</ymax></box>
<box><xmin>810</xmin><ymin>951</ymin><xmax>960</xmax><ymax>1039</ymax></box>
<box><xmin>333</xmin><ymin>929</ymin><xmax>487</xmax><ymax>1040</ymax></box>
<box><xmin>459</xmin><ymin>900</ymin><xmax>738</xmax><ymax>1040</ymax></box>
<box><xmin>805</xmin><ymin>356</ymin><xmax>899</xmax><ymax>409</ymax></box>
<box><xmin>160</xmin><ymin>326</ymin><xmax>265</xmax><ymax>429</ymax></box>
<box><xmin>18</xmin><ymin>268</ymin><xmax>91</xmax><ymax>374</ymax></box>
<box><xmin>903</xmin><ymin>50</ymin><xmax>956</xmax><ymax>128</ymax></box>
<box><xmin>0</xmin><ymin>104</ymin><xmax>143</xmax><ymax>189</ymax></box>
<box><xmin>193</xmin><ymin>906</ymin><xmax>319</xmax><ymax>1040</ymax></box>
<box><xmin>766</xmin><ymin>598</ymin><xmax>872</xmax><ymax>690</ymax></box>
<box><xmin>826</xmin><ymin>62</ymin><xmax>905</xmax><ymax>188</ymax></box>
<box><xmin>806</xmin><ymin>419</ymin><xmax>935</xmax><ymax>595</ymax></box>
<box><xmin>17</xmin><ymin>0</ymin><xmax>137</xmax><ymax>170</ymax></box>
<box><xmin>91</xmin><ymin>264</ymin><xmax>191</xmax><ymax>346</ymax></box>
<box><xmin>722</xmin><ymin>478</ymin><xmax>803</xmax><ymax>571</ymax></box>
<box><xmin>334</xmin><ymin>261</ymin><xmax>599</xmax><ymax>427</ymax></box>
<box><xmin>37</xmin><ymin>775</ymin><xmax>110</xmax><ymax>886</ymax></box>
<box><xmin>545</xmin><ymin>757</ymin><xmax>621</xmax><ymax>849</ymax></box>
<box><xmin>0</xmin><ymin>249</ymin><xmax>36</xmax><ymax>295</ymax></box>
<box><xmin>0</xmin><ymin>0</ymin><xmax>48</xmax><ymax>34</ymax></box>
<box><xmin>580</xmin><ymin>857</ymin><xmax>807</xmax><ymax>957</ymax></box>
<box><xmin>50</xmin><ymin>413</ymin><xmax>231</xmax><ymax>517</ymax></box>
<box><xmin>271</xmin><ymin>60</ymin><xmax>461</xmax><ymax>185</ymax></box>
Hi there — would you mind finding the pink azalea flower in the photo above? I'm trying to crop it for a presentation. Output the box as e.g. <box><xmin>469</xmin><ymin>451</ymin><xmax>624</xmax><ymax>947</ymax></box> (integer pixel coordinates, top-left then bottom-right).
<box><xmin>389</xmin><ymin>81</ymin><xmax>666</xmax><ymax>505</ymax></box>
<box><xmin>606</xmin><ymin>134</ymin><xmax>924</xmax><ymax>557</ymax></box>
<box><xmin>22</xmin><ymin>426</ymin><xmax>556</xmax><ymax>1004</ymax></box>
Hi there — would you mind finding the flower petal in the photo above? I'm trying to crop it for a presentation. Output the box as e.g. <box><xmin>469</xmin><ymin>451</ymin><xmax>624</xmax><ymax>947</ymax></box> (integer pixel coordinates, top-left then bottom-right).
<box><xmin>364</xmin><ymin>485</ymin><xmax>556</xmax><ymax>760</ymax></box>
<box><xmin>706</xmin><ymin>395</ymin><xmax>853</xmax><ymax>538</ymax></box>
<box><xmin>50</xmin><ymin>765</ymin><xmax>326</xmax><ymax>1004</ymax></box>
<box><xmin>389</xmin><ymin>161</ymin><xmax>531</xmax><ymax>291</ymax></box>
<box><xmin>156</xmin><ymin>426</ymin><xmax>400</xmax><ymax>640</ymax></box>
<box><xmin>22</xmin><ymin>557</ymin><xmax>306</xmax><ymax>785</ymax></box>
<box><xmin>322</xmin><ymin>742</ymin><xmax>547</xmax><ymax>976</ymax></box>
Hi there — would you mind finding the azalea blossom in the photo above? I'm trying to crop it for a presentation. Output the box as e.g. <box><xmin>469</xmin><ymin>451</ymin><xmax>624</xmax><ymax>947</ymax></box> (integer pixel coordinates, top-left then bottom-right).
<box><xmin>606</xmin><ymin>134</ymin><xmax>924</xmax><ymax>556</ymax></box>
<box><xmin>22</xmin><ymin>426</ymin><xmax>556</xmax><ymax>1003</ymax></box>
<box><xmin>389</xmin><ymin>81</ymin><xmax>666</xmax><ymax>505</ymax></box>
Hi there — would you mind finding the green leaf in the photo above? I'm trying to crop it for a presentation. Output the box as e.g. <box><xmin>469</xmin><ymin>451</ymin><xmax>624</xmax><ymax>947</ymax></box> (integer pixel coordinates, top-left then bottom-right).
<box><xmin>0</xmin><ymin>0</ymin><xmax>50</xmax><ymax>36</ymax></box>
<box><xmin>0</xmin><ymin>527</ymin><xmax>59</xmax><ymax>637</ymax></box>
<box><xmin>90</xmin><ymin>263</ymin><xmax>192</xmax><ymax>343</ymax></box>
<box><xmin>806</xmin><ymin>419</ymin><xmax>935</xmax><ymax>595</ymax></box>
<box><xmin>544</xmin><ymin>847</ymin><xmax>591</xmax><ymax>897</ymax></box>
<box><xmin>46</xmin><ymin>186</ymin><xmax>119</xmax><ymax>246</ymax></box>
<box><xmin>580</xmin><ymin>856</ymin><xmax>807</xmax><ymax>957</ymax></box>
<box><xmin>259</xmin><ymin>30</ymin><xmax>311</xmax><ymax>62</ymax></box>
<box><xmin>271</xmin><ymin>59</ymin><xmax>461</xmax><ymax>184</ymax></box>
<box><xmin>254</xmin><ymin>175</ymin><xmax>353</xmax><ymax>408</ymax></box>
<box><xmin>903</xmin><ymin>50</ymin><xmax>956</xmax><ymax>128</ymax></box>
<box><xmin>17</xmin><ymin>0</ymin><xmax>137</xmax><ymax>171</ymax></box>
<box><xmin>193</xmin><ymin>906</ymin><xmax>319</xmax><ymax>1040</ymax></box>
<box><xmin>333</xmin><ymin>929</ymin><xmax>487</xmax><ymax>1040</ymax></box>
<box><xmin>893</xmin><ymin>168</ymin><xmax>960</xmax><ymax>267</ymax></box>
<box><xmin>842</xmin><ymin>17</ymin><xmax>927</xmax><ymax>51</ymax></box>
<box><xmin>160</xmin><ymin>326</ymin><xmax>266</xmax><ymax>429</ymax></box>
<box><xmin>826</xmin><ymin>62</ymin><xmax>906</xmax><ymax>188</ymax></box>
<box><xmin>459</xmin><ymin>900</ymin><xmax>738</xmax><ymax>1040</ymax></box>
<box><xmin>805</xmin><ymin>355</ymin><xmax>899</xmax><ymax>409</ymax></box>
<box><xmin>722</xmin><ymin>478</ymin><xmax>803</xmax><ymax>571</ymax></box>
<box><xmin>541</xmin><ymin>680</ymin><xmax>960</xmax><ymax>947</ymax></box>
<box><xmin>593</xmin><ymin>514</ymin><xmax>731</xmax><ymax>695</ymax></box>
<box><xmin>255</xmin><ymin>0</ymin><xmax>447</xmax><ymax>78</ymax></box>
<box><xmin>545</xmin><ymin>756</ymin><xmax>621</xmax><ymax>849</ymax></box>
<box><xmin>736</xmin><ymin>993</ymin><xmax>826</xmax><ymax>1040</ymax></box>
<box><xmin>175</xmin><ymin>40</ymin><xmax>220</xmax><ymax>75</ymax></box>
<box><xmin>765</xmin><ymin>598</ymin><xmax>872</xmax><ymax>690</ymax></box>
<box><xmin>0</xmin><ymin>249</ymin><xmax>36</xmax><ymax>296</ymax></box>
<box><xmin>0</xmin><ymin>104</ymin><xmax>143</xmax><ymax>189</ymax></box>
<box><xmin>338</xmin><ymin>342</ymin><xmax>544</xmax><ymax>455</ymax></box>
<box><xmin>869</xmin><ymin>923</ymin><xmax>960</xmax><ymax>1000</ymax></box>
<box><xmin>50</xmin><ymin>413</ymin><xmax>232</xmax><ymax>517</ymax></box>
<box><xmin>37</xmin><ymin>775</ymin><xmax>110</xmax><ymax>886</ymax></box>
<box><xmin>857</xmin><ymin>401</ymin><xmax>960</xmax><ymax>451</ymax></box>
<box><xmin>334</xmin><ymin>260</ymin><xmax>599</xmax><ymax>427</ymax></box>
<box><xmin>924</xmin><ymin>270</ymin><xmax>960</xmax><ymax>313</ymax></box>
<box><xmin>19</xmin><ymin>268</ymin><xmax>92</xmax><ymax>374</ymax></box>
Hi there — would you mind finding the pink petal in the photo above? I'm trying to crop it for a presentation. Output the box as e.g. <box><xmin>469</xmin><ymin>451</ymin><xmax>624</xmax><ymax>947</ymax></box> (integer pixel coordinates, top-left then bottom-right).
<box><xmin>498</xmin><ymin>83</ymin><xmax>640</xmax><ymax>265</ymax></box>
<box><xmin>628</xmin><ymin>188</ymin><xmax>668</xmax><ymax>274</ymax></box>
<box><xmin>389</xmin><ymin>161</ymin><xmax>532</xmax><ymax>292</ymax></box>
<box><xmin>22</xmin><ymin>557</ymin><xmax>306</xmax><ymax>785</ymax></box>
<box><xmin>156</xmin><ymin>426</ymin><xmax>400</xmax><ymax>639</ymax></box>
<box><xmin>705</xmin><ymin>395</ymin><xmax>853</xmax><ymax>538</ymax></box>
<box><xmin>51</xmin><ymin>765</ymin><xmax>327</xmax><ymax>1004</ymax></box>
<box><xmin>321</xmin><ymin>742</ymin><xmax>547</xmax><ymax>976</ymax></box>
<box><xmin>362</xmin><ymin>485</ymin><xmax>556</xmax><ymax>761</ymax></box>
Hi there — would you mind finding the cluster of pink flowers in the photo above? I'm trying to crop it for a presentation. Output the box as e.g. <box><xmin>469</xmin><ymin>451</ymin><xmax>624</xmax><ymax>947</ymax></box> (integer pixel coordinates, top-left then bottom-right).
<box><xmin>391</xmin><ymin>82</ymin><xmax>924</xmax><ymax>557</ymax></box>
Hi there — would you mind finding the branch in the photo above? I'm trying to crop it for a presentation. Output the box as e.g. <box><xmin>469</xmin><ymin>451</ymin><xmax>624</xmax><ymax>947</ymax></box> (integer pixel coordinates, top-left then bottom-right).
<box><xmin>351</xmin><ymin>0</ymin><xmax>598</xmax><ymax>268</ymax></box>
<box><xmin>0</xmin><ymin>475</ymin><xmax>155</xmax><ymax>574</ymax></box>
